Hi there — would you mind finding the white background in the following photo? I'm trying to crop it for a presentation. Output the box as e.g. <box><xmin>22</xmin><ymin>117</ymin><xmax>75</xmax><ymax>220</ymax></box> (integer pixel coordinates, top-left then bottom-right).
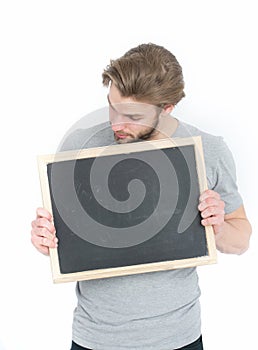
<box><xmin>0</xmin><ymin>1</ymin><xmax>257</xmax><ymax>349</ymax></box>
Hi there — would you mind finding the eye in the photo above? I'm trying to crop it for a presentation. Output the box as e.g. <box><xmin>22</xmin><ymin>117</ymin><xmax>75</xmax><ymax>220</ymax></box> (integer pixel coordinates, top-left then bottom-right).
<box><xmin>126</xmin><ymin>115</ymin><xmax>142</xmax><ymax>121</ymax></box>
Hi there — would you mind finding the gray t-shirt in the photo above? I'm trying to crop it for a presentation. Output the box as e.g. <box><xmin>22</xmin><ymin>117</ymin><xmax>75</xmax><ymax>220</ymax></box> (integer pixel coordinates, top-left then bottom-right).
<box><xmin>59</xmin><ymin>120</ymin><xmax>242</xmax><ymax>349</ymax></box>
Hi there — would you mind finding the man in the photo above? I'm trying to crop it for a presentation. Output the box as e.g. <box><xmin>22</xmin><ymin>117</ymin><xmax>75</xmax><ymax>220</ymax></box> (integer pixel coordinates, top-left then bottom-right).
<box><xmin>31</xmin><ymin>43</ymin><xmax>252</xmax><ymax>350</ymax></box>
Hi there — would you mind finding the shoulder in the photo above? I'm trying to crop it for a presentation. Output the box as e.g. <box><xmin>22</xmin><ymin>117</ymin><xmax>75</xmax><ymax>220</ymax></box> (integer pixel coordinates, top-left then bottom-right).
<box><xmin>175</xmin><ymin>120</ymin><xmax>231</xmax><ymax>162</ymax></box>
<box><xmin>58</xmin><ymin>122</ymin><xmax>114</xmax><ymax>152</ymax></box>
<box><xmin>175</xmin><ymin>120</ymin><xmax>238</xmax><ymax>193</ymax></box>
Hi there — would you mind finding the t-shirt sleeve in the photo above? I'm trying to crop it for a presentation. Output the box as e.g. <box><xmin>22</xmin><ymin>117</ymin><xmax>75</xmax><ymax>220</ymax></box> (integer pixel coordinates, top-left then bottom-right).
<box><xmin>57</xmin><ymin>129</ymin><xmax>89</xmax><ymax>152</ymax></box>
<box><xmin>57</xmin><ymin>122</ymin><xmax>113</xmax><ymax>152</ymax></box>
<box><xmin>211</xmin><ymin>137</ymin><xmax>243</xmax><ymax>214</ymax></box>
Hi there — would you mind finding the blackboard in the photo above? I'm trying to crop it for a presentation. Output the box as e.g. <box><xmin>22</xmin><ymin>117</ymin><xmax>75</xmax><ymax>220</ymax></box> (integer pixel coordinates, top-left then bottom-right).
<box><xmin>37</xmin><ymin>136</ymin><xmax>217</xmax><ymax>283</ymax></box>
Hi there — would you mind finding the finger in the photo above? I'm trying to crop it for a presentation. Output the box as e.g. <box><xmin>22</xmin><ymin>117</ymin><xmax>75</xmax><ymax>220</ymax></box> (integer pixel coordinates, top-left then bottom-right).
<box><xmin>36</xmin><ymin>207</ymin><xmax>52</xmax><ymax>221</ymax></box>
<box><xmin>198</xmin><ymin>198</ymin><xmax>219</xmax><ymax>211</ymax></box>
<box><xmin>31</xmin><ymin>217</ymin><xmax>56</xmax><ymax>234</ymax></box>
<box><xmin>199</xmin><ymin>189</ymin><xmax>221</xmax><ymax>202</ymax></box>
<box><xmin>198</xmin><ymin>197</ymin><xmax>225</xmax><ymax>212</ymax></box>
<box><xmin>31</xmin><ymin>230</ymin><xmax>58</xmax><ymax>248</ymax></box>
<box><xmin>35</xmin><ymin>245</ymin><xmax>50</xmax><ymax>256</ymax></box>
<box><xmin>31</xmin><ymin>236</ymin><xmax>54</xmax><ymax>256</ymax></box>
<box><xmin>201</xmin><ymin>215</ymin><xmax>224</xmax><ymax>227</ymax></box>
<box><xmin>200</xmin><ymin>206</ymin><xmax>225</xmax><ymax>219</ymax></box>
<box><xmin>31</xmin><ymin>227</ymin><xmax>56</xmax><ymax>241</ymax></box>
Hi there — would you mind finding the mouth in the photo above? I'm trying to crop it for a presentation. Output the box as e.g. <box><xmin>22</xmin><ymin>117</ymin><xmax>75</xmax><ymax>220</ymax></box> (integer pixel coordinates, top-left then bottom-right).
<box><xmin>115</xmin><ymin>133</ymin><xmax>129</xmax><ymax>139</ymax></box>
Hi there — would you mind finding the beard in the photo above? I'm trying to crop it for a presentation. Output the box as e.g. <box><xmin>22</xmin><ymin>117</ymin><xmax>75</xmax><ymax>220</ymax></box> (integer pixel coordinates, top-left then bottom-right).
<box><xmin>114</xmin><ymin>117</ymin><xmax>160</xmax><ymax>144</ymax></box>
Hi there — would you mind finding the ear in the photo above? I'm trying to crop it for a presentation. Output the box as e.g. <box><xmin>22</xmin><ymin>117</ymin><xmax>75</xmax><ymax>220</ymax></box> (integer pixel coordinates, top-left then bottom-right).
<box><xmin>162</xmin><ymin>104</ymin><xmax>174</xmax><ymax>115</ymax></box>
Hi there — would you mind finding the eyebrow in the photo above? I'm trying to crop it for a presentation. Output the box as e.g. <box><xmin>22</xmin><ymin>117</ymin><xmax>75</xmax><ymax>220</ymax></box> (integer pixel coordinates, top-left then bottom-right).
<box><xmin>107</xmin><ymin>95</ymin><xmax>143</xmax><ymax>118</ymax></box>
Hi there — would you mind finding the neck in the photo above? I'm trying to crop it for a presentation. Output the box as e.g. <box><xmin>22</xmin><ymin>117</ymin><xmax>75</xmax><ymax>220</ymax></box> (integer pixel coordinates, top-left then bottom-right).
<box><xmin>149</xmin><ymin>115</ymin><xmax>178</xmax><ymax>140</ymax></box>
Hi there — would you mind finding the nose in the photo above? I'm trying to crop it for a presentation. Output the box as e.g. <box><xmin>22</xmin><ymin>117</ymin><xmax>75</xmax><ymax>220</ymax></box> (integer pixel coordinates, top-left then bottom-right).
<box><xmin>110</xmin><ymin>115</ymin><xmax>127</xmax><ymax>132</ymax></box>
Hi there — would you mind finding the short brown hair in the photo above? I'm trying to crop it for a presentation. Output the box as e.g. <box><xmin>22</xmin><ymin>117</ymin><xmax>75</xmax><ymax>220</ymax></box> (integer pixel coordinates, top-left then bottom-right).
<box><xmin>102</xmin><ymin>43</ymin><xmax>185</xmax><ymax>106</ymax></box>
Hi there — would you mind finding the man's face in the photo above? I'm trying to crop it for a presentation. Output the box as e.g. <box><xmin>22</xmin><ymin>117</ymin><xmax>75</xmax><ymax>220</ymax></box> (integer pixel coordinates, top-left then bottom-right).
<box><xmin>108</xmin><ymin>84</ymin><xmax>161</xmax><ymax>144</ymax></box>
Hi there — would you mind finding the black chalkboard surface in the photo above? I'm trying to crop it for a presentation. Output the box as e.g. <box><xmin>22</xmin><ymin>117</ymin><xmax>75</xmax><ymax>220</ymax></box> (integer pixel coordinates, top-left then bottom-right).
<box><xmin>38</xmin><ymin>137</ymin><xmax>217</xmax><ymax>283</ymax></box>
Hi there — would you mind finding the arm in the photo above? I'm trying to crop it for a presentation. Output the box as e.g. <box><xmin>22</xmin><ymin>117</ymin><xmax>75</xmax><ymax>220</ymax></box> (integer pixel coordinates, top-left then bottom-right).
<box><xmin>198</xmin><ymin>189</ymin><xmax>252</xmax><ymax>255</ymax></box>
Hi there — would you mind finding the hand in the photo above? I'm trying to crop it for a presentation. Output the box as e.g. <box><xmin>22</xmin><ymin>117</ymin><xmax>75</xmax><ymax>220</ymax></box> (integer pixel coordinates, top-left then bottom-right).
<box><xmin>198</xmin><ymin>189</ymin><xmax>225</xmax><ymax>235</ymax></box>
<box><xmin>31</xmin><ymin>207</ymin><xmax>58</xmax><ymax>255</ymax></box>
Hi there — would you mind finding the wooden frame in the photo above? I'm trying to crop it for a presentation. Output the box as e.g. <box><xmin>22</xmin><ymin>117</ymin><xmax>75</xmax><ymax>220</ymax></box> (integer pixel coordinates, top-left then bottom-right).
<box><xmin>37</xmin><ymin>136</ymin><xmax>217</xmax><ymax>283</ymax></box>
